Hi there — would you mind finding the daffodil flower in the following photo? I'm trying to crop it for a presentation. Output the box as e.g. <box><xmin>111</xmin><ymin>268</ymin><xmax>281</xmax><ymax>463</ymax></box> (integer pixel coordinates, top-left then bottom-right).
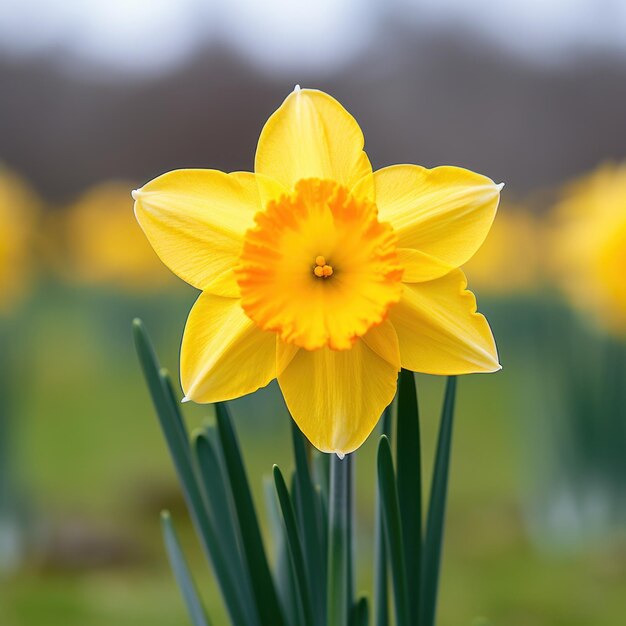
<box><xmin>552</xmin><ymin>162</ymin><xmax>626</xmax><ymax>335</ymax></box>
<box><xmin>0</xmin><ymin>166</ymin><xmax>40</xmax><ymax>314</ymax></box>
<box><xmin>133</xmin><ymin>87</ymin><xmax>501</xmax><ymax>454</ymax></box>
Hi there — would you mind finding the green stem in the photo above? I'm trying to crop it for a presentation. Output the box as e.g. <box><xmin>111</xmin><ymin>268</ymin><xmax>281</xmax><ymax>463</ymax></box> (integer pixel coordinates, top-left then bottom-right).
<box><xmin>346</xmin><ymin>452</ymin><xmax>355</xmax><ymax>616</ymax></box>
<box><xmin>374</xmin><ymin>407</ymin><xmax>392</xmax><ymax>626</ymax></box>
<box><xmin>327</xmin><ymin>453</ymin><xmax>350</xmax><ymax>626</ymax></box>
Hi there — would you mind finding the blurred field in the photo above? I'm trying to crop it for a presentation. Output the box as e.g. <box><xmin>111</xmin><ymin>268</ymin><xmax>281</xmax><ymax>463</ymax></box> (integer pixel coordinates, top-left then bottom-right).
<box><xmin>1</xmin><ymin>282</ymin><xmax>624</xmax><ymax>625</ymax></box>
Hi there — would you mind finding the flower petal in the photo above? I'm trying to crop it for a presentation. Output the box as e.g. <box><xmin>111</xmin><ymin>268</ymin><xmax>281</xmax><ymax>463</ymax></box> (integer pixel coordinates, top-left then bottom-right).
<box><xmin>255</xmin><ymin>88</ymin><xmax>372</xmax><ymax>192</ymax></box>
<box><xmin>361</xmin><ymin>319</ymin><xmax>401</xmax><ymax>367</ymax></box>
<box><xmin>133</xmin><ymin>170</ymin><xmax>261</xmax><ymax>296</ymax></box>
<box><xmin>181</xmin><ymin>292</ymin><xmax>276</xmax><ymax>402</ymax></box>
<box><xmin>389</xmin><ymin>269</ymin><xmax>500</xmax><ymax>374</ymax></box>
<box><xmin>397</xmin><ymin>248</ymin><xmax>456</xmax><ymax>283</ymax></box>
<box><xmin>370</xmin><ymin>165</ymin><xmax>501</xmax><ymax>279</ymax></box>
<box><xmin>277</xmin><ymin>323</ymin><xmax>399</xmax><ymax>454</ymax></box>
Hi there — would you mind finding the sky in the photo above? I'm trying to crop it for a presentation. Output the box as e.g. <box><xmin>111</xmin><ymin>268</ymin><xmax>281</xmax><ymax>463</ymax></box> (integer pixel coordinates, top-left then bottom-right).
<box><xmin>0</xmin><ymin>0</ymin><xmax>625</xmax><ymax>76</ymax></box>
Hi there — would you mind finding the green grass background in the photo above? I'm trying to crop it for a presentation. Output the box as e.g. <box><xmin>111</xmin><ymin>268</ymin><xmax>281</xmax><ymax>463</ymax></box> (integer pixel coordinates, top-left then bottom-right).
<box><xmin>1</xmin><ymin>285</ymin><xmax>624</xmax><ymax>626</ymax></box>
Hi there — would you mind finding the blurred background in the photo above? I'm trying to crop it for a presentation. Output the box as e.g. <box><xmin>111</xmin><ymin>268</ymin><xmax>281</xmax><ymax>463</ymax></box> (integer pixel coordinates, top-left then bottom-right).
<box><xmin>1</xmin><ymin>1</ymin><xmax>625</xmax><ymax>625</ymax></box>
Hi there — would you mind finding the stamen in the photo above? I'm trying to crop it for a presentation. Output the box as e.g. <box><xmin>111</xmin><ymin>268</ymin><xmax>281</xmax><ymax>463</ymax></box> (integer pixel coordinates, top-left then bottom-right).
<box><xmin>313</xmin><ymin>255</ymin><xmax>333</xmax><ymax>278</ymax></box>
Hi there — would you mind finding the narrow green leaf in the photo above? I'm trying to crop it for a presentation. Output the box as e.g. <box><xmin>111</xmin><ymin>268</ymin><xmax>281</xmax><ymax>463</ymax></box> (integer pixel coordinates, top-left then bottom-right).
<box><xmin>133</xmin><ymin>319</ymin><xmax>249</xmax><ymax>626</ymax></box>
<box><xmin>215</xmin><ymin>402</ymin><xmax>286</xmax><ymax>626</ymax></box>
<box><xmin>161</xmin><ymin>511</ymin><xmax>211</xmax><ymax>626</ymax></box>
<box><xmin>377</xmin><ymin>436</ymin><xmax>410</xmax><ymax>626</ymax></box>
<box><xmin>395</xmin><ymin>369</ymin><xmax>422</xmax><ymax>623</ymax></box>
<box><xmin>273</xmin><ymin>465</ymin><xmax>315</xmax><ymax>626</ymax></box>
<box><xmin>381</xmin><ymin>404</ymin><xmax>393</xmax><ymax>439</ymax></box>
<box><xmin>421</xmin><ymin>376</ymin><xmax>457</xmax><ymax>626</ymax></box>
<box><xmin>351</xmin><ymin>596</ymin><xmax>369</xmax><ymax>626</ymax></box>
<box><xmin>160</xmin><ymin>369</ymin><xmax>190</xmax><ymax>453</ymax></box>
<box><xmin>193</xmin><ymin>429</ymin><xmax>242</xmax><ymax>567</ymax></box>
<box><xmin>374</xmin><ymin>406</ymin><xmax>392</xmax><ymax>626</ymax></box>
<box><xmin>193</xmin><ymin>429</ymin><xmax>259</xmax><ymax>626</ymax></box>
<box><xmin>291</xmin><ymin>423</ymin><xmax>325</xmax><ymax>625</ymax></box>
<box><xmin>327</xmin><ymin>454</ymin><xmax>350</xmax><ymax>626</ymax></box>
<box><xmin>263</xmin><ymin>478</ymin><xmax>302</xmax><ymax>626</ymax></box>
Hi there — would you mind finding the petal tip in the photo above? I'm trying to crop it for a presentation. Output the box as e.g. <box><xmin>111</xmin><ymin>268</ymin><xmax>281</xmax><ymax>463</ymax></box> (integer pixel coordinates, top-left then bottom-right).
<box><xmin>131</xmin><ymin>188</ymin><xmax>141</xmax><ymax>200</ymax></box>
<box><xmin>336</xmin><ymin>452</ymin><xmax>345</xmax><ymax>460</ymax></box>
<box><xmin>484</xmin><ymin>355</ymin><xmax>502</xmax><ymax>373</ymax></box>
<box><xmin>496</xmin><ymin>182</ymin><xmax>505</xmax><ymax>191</ymax></box>
<box><xmin>293</xmin><ymin>84</ymin><xmax>301</xmax><ymax>92</ymax></box>
<box><xmin>181</xmin><ymin>395</ymin><xmax>191</xmax><ymax>404</ymax></box>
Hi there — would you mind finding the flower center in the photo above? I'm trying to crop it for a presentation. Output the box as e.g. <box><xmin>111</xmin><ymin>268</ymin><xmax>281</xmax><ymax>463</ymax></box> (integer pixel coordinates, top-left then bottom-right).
<box><xmin>236</xmin><ymin>178</ymin><xmax>404</xmax><ymax>351</ymax></box>
<box><xmin>313</xmin><ymin>255</ymin><xmax>333</xmax><ymax>278</ymax></box>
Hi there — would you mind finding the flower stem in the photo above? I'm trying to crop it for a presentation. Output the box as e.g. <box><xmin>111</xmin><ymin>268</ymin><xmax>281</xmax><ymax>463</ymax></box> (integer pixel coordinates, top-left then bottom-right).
<box><xmin>374</xmin><ymin>406</ymin><xmax>393</xmax><ymax>626</ymax></box>
<box><xmin>327</xmin><ymin>453</ymin><xmax>351</xmax><ymax>626</ymax></box>
<box><xmin>346</xmin><ymin>452</ymin><xmax>355</xmax><ymax>612</ymax></box>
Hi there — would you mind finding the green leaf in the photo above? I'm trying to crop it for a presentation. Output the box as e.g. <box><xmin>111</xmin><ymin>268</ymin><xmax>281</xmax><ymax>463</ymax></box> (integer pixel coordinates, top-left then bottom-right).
<box><xmin>395</xmin><ymin>369</ymin><xmax>422</xmax><ymax>623</ymax></box>
<box><xmin>215</xmin><ymin>402</ymin><xmax>286</xmax><ymax>626</ymax></box>
<box><xmin>291</xmin><ymin>423</ymin><xmax>326</xmax><ymax>625</ymax></box>
<box><xmin>161</xmin><ymin>511</ymin><xmax>212</xmax><ymax>626</ymax></box>
<box><xmin>160</xmin><ymin>369</ymin><xmax>191</xmax><ymax>453</ymax></box>
<box><xmin>263</xmin><ymin>478</ymin><xmax>302</xmax><ymax>626</ymax></box>
<box><xmin>377</xmin><ymin>436</ymin><xmax>410</xmax><ymax>626</ymax></box>
<box><xmin>374</xmin><ymin>407</ymin><xmax>392</xmax><ymax>626</ymax></box>
<box><xmin>351</xmin><ymin>596</ymin><xmax>369</xmax><ymax>626</ymax></box>
<box><xmin>193</xmin><ymin>430</ymin><xmax>241</xmax><ymax>559</ymax></box>
<box><xmin>133</xmin><ymin>319</ymin><xmax>249</xmax><ymax>626</ymax></box>
<box><xmin>273</xmin><ymin>465</ymin><xmax>315</xmax><ymax>626</ymax></box>
<box><xmin>327</xmin><ymin>454</ymin><xmax>350</xmax><ymax>626</ymax></box>
<box><xmin>421</xmin><ymin>376</ymin><xmax>457</xmax><ymax>626</ymax></box>
<box><xmin>193</xmin><ymin>429</ymin><xmax>258</xmax><ymax>625</ymax></box>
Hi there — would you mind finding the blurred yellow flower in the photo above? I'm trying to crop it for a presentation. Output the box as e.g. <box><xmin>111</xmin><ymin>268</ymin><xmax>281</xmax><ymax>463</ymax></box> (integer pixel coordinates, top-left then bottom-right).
<box><xmin>63</xmin><ymin>182</ymin><xmax>173</xmax><ymax>290</ymax></box>
<box><xmin>552</xmin><ymin>162</ymin><xmax>626</xmax><ymax>335</ymax></box>
<box><xmin>463</xmin><ymin>202</ymin><xmax>541</xmax><ymax>294</ymax></box>
<box><xmin>0</xmin><ymin>166</ymin><xmax>40</xmax><ymax>313</ymax></box>
<box><xmin>134</xmin><ymin>88</ymin><xmax>501</xmax><ymax>453</ymax></box>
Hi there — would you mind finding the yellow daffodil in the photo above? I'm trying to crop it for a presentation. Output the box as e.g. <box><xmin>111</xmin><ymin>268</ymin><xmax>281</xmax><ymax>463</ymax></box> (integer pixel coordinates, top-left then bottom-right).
<box><xmin>62</xmin><ymin>182</ymin><xmax>174</xmax><ymax>290</ymax></box>
<box><xmin>0</xmin><ymin>166</ymin><xmax>40</xmax><ymax>314</ymax></box>
<box><xmin>551</xmin><ymin>162</ymin><xmax>626</xmax><ymax>335</ymax></box>
<box><xmin>464</xmin><ymin>202</ymin><xmax>541</xmax><ymax>294</ymax></box>
<box><xmin>133</xmin><ymin>88</ymin><xmax>501</xmax><ymax>454</ymax></box>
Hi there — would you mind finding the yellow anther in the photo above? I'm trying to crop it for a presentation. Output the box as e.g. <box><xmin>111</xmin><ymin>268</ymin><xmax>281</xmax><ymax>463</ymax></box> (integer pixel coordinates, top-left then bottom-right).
<box><xmin>313</xmin><ymin>254</ymin><xmax>333</xmax><ymax>278</ymax></box>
